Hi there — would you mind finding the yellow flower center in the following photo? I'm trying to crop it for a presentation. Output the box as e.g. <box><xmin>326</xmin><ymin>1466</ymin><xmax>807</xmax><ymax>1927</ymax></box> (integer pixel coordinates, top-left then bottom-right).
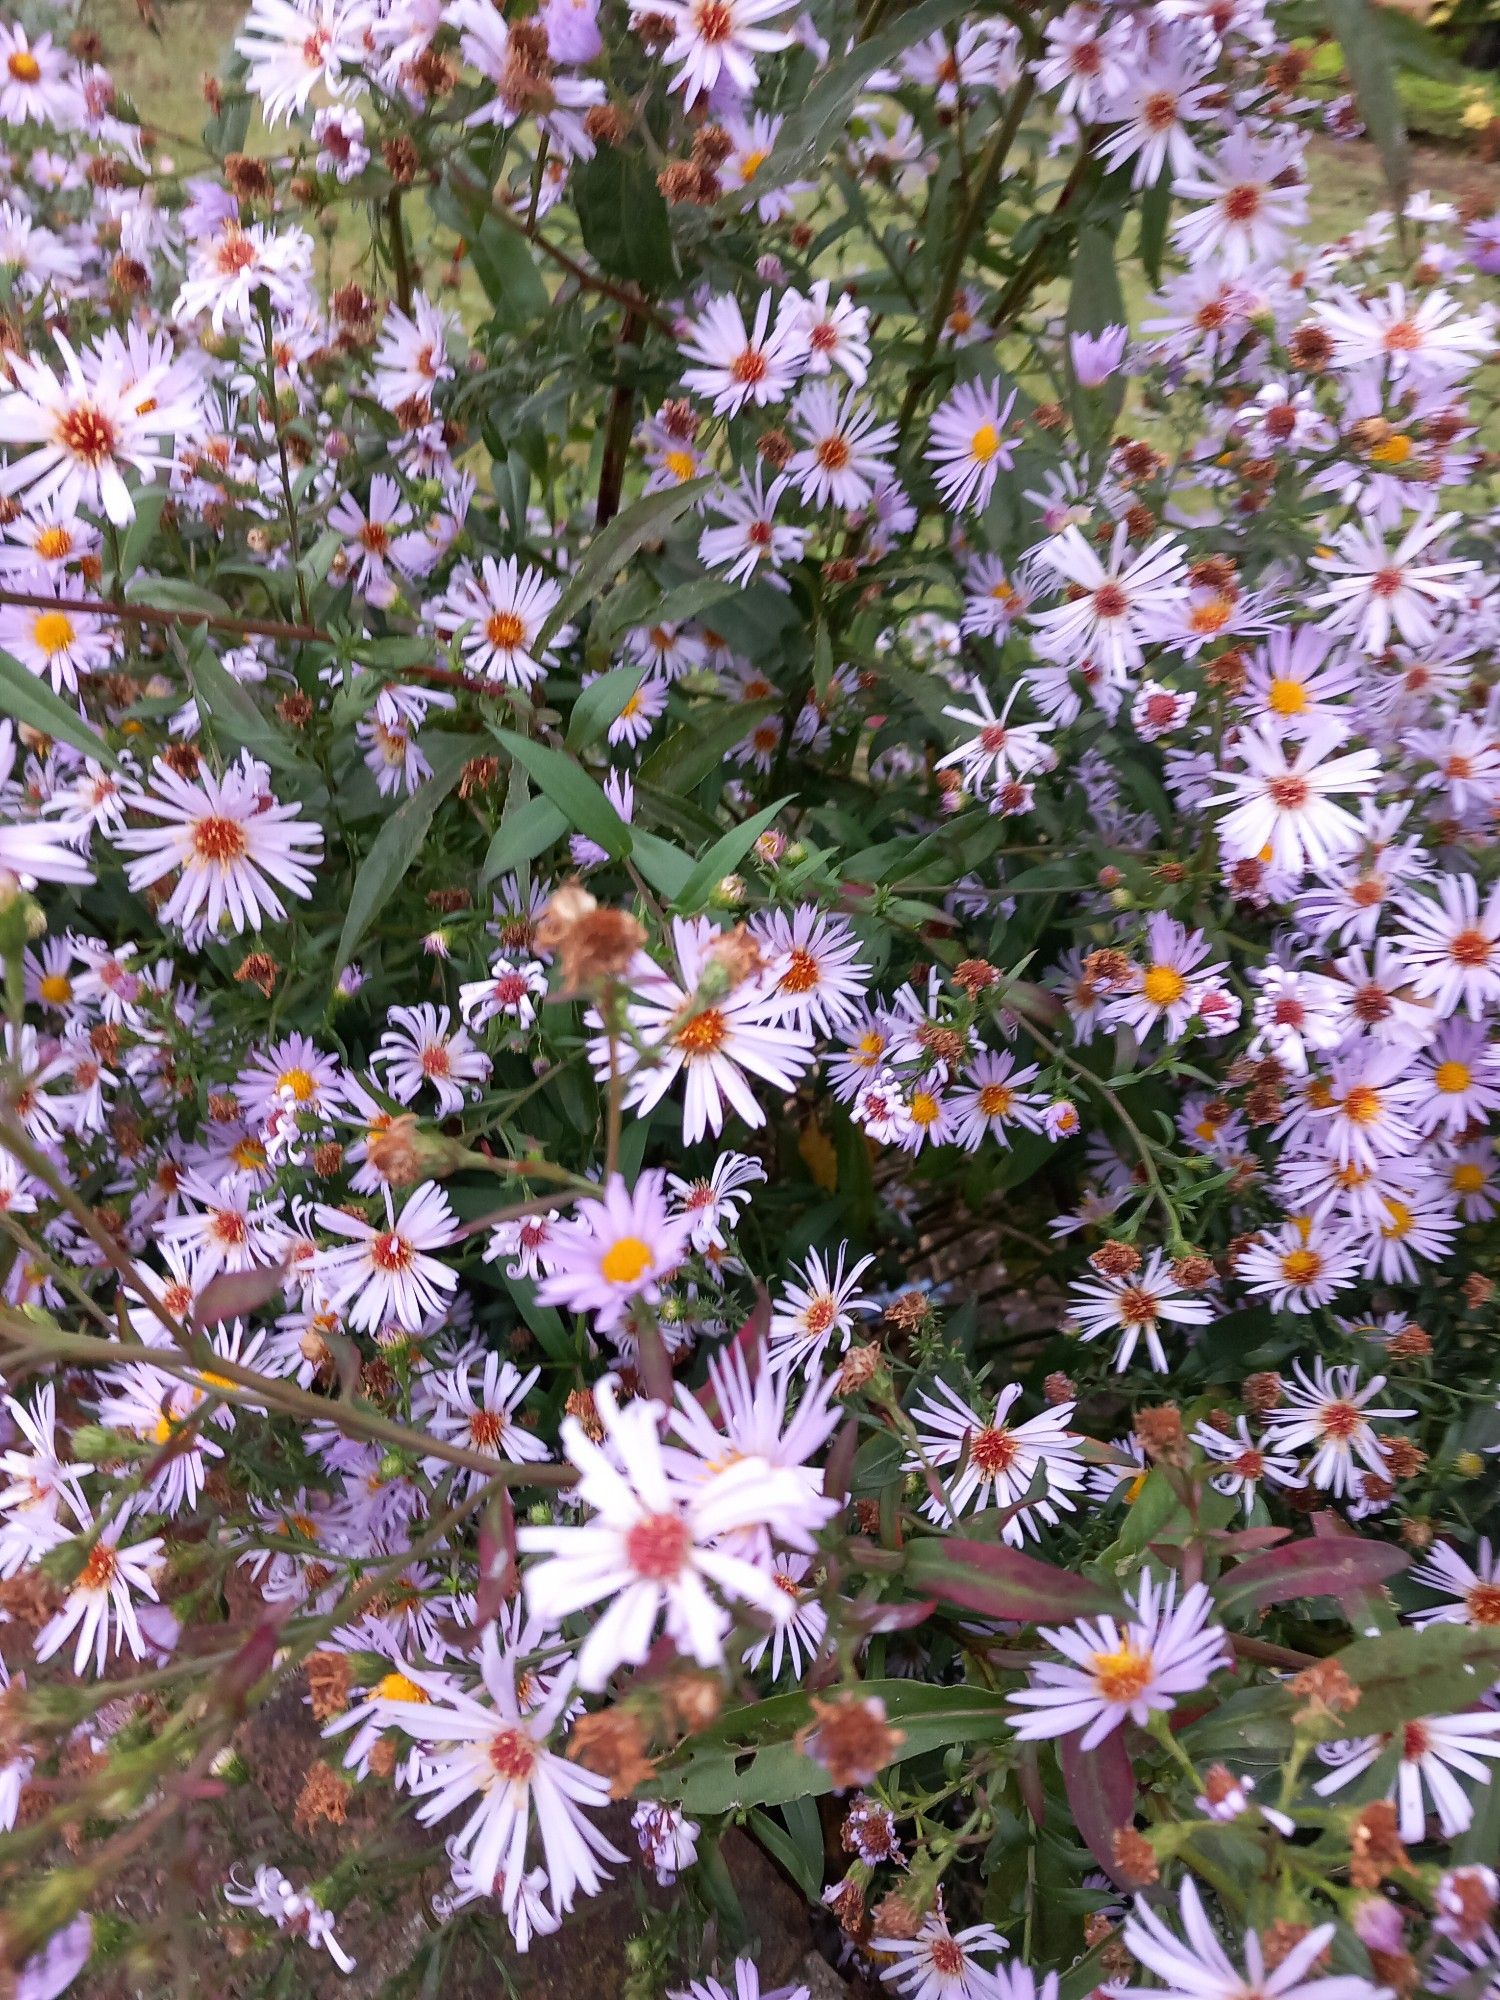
<box><xmin>601</xmin><ymin>1235</ymin><xmax>652</xmax><ymax>1285</ymax></box>
<box><xmin>38</xmin><ymin>973</ymin><xmax>72</xmax><ymax>1004</ymax></box>
<box><xmin>31</xmin><ymin>610</ymin><xmax>75</xmax><ymax>657</ymax></box>
<box><xmin>278</xmin><ymin>1066</ymin><xmax>316</xmax><ymax>1101</ymax></box>
<box><xmin>969</xmin><ymin>423</ymin><xmax>1000</xmax><ymax>464</ymax></box>
<box><xmin>1142</xmin><ymin>964</ymin><xmax>1187</xmax><ymax>1007</ymax></box>
<box><xmin>1266</xmin><ymin>676</ymin><xmax>1307</xmax><ymax>715</ymax></box>
<box><xmin>377</xmin><ymin>1670</ymin><xmax>427</xmax><ymax>1703</ymax></box>
<box><xmin>1369</xmin><ymin>433</ymin><xmax>1413</xmax><ymax>466</ymax></box>
<box><xmin>1434</xmin><ymin>1060</ymin><xmax>1471</xmax><ymax>1095</ymax></box>
<box><xmin>1091</xmin><ymin>1641</ymin><xmax>1153</xmax><ymax>1703</ymax></box>
<box><xmin>663</xmin><ymin>449</ymin><xmax>697</xmax><ymax>482</ymax></box>
<box><xmin>1281</xmin><ymin>1247</ymin><xmax>1322</xmax><ymax>1283</ymax></box>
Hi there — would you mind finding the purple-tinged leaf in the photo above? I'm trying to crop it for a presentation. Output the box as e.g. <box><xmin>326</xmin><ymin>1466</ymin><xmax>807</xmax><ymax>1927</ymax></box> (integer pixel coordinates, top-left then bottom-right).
<box><xmin>1060</xmin><ymin>1727</ymin><xmax>1140</xmax><ymax>1886</ymax></box>
<box><xmin>193</xmin><ymin>1254</ymin><xmax>289</xmax><ymax>1330</ymax></box>
<box><xmin>902</xmin><ymin>1539</ymin><xmax>1124</xmax><ymax>1626</ymax></box>
<box><xmin>1213</xmin><ymin>1534</ymin><xmax>1407</xmax><ymax>1619</ymax></box>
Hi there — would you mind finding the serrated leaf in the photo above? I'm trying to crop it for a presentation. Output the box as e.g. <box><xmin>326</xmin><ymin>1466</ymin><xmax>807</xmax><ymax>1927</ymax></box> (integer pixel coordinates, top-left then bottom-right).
<box><xmin>490</xmin><ymin>728</ymin><xmax>632</xmax><ymax>858</ymax></box>
<box><xmin>901</xmin><ymin>1539</ymin><xmax>1124</xmax><ymax>1625</ymax></box>
<box><xmin>0</xmin><ymin>649</ymin><xmax>120</xmax><ymax>771</ymax></box>
<box><xmin>674</xmin><ymin>797</ymin><xmax>794</xmax><ymax>913</ymax></box>
<box><xmin>335</xmin><ymin>738</ymin><xmax>473</xmax><ymax>974</ymax></box>
<box><xmin>538</xmin><ymin>480</ymin><xmax>713</xmax><ymax>651</ymax></box>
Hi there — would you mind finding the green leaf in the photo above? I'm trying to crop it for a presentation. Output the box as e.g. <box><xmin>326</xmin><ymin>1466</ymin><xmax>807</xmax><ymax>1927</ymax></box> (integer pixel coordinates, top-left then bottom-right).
<box><xmin>674</xmin><ymin>797</ymin><xmax>794</xmax><ymax>913</ymax></box>
<box><xmin>432</xmin><ymin>174</ymin><xmax>550</xmax><ymax>329</ymax></box>
<box><xmin>747</xmin><ymin>1810</ymin><xmax>822</xmax><ymax>1905</ymax></box>
<box><xmin>0</xmin><ymin>649</ymin><xmax>120</xmax><ymax>771</ymax></box>
<box><xmin>658</xmin><ymin>1680</ymin><xmax>1010</xmax><ymax>1815</ymax></box>
<box><xmin>566</xmin><ymin>663</ymin><xmax>647</xmax><ymax>751</ymax></box>
<box><xmin>1138</xmin><ymin>170</ymin><xmax>1172</xmax><ymax>289</ymax></box>
<box><xmin>538</xmin><ymin>480</ymin><xmax>713</xmax><ymax>652</ymax></box>
<box><xmin>124</xmin><ymin>576</ymin><xmax>232</xmax><ymax>618</ymax></box>
<box><xmin>638</xmin><ymin>698</ymin><xmax>775</xmax><ymax>795</ymax></box>
<box><xmin>119</xmin><ymin>487</ymin><xmax>167</xmax><ymax>578</ymax></box>
<box><xmin>489</xmin><ymin>729</ymin><xmax>632</xmax><ymax>858</ymax></box>
<box><xmin>573</xmin><ymin>147</ymin><xmax>677</xmax><ymax>290</ymax></box>
<box><xmin>481</xmin><ymin>794</ymin><xmax>569</xmax><ymax>883</ymax></box>
<box><xmin>750</xmin><ymin>0</ymin><xmax>972</xmax><ymax>190</ymax></box>
<box><xmin>813</xmin><ymin>620</ymin><xmax>833</xmax><ymax>702</ymax></box>
<box><xmin>335</xmin><ymin>739</ymin><xmax>473</xmax><ymax>975</ymax></box>
<box><xmin>1338</xmin><ymin>1623</ymin><xmax>1500</xmax><ymax>1735</ymax></box>
<box><xmin>629</xmin><ymin>828</ymin><xmax>695</xmax><ymax>902</ymax></box>
<box><xmin>1323</xmin><ymin>0</ymin><xmax>1409</xmax><ymax>210</ymax></box>
<box><xmin>187</xmin><ymin>644</ymin><xmax>306</xmax><ymax>778</ymax></box>
<box><xmin>1066</xmin><ymin>223</ymin><xmax>1127</xmax><ymax>432</ymax></box>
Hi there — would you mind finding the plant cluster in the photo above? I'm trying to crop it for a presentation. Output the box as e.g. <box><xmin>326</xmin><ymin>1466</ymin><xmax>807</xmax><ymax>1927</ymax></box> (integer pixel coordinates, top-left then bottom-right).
<box><xmin>0</xmin><ymin>0</ymin><xmax>1499</xmax><ymax>1995</ymax></box>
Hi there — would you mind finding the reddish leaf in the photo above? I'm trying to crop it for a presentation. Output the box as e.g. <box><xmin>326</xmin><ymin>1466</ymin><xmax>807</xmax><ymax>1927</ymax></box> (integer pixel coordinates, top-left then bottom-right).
<box><xmin>474</xmin><ymin>1490</ymin><xmax>517</xmax><ymax>1628</ymax></box>
<box><xmin>823</xmin><ymin>1415</ymin><xmax>860</xmax><ymax>1507</ymax></box>
<box><xmin>193</xmin><ymin>1254</ymin><xmax>289</xmax><ymax>1330</ymax></box>
<box><xmin>1015</xmin><ymin>1743</ymin><xmax>1046</xmax><ymax>1829</ymax></box>
<box><xmin>636</xmin><ymin>1314</ymin><xmax>675</xmax><ymax>1407</ymax></box>
<box><xmin>1209</xmin><ymin>1525</ymin><xmax>1293</xmax><ymax>1556</ymax></box>
<box><xmin>1060</xmin><ymin>1727</ymin><xmax>1140</xmax><ymax>1886</ymax></box>
<box><xmin>693</xmin><ymin>1285</ymin><xmax>770</xmax><ymax>1422</ymax></box>
<box><xmin>902</xmin><ymin>1539</ymin><xmax>1123</xmax><ymax>1625</ymax></box>
<box><xmin>1213</xmin><ymin>1534</ymin><xmax>1407</xmax><ymax>1619</ymax></box>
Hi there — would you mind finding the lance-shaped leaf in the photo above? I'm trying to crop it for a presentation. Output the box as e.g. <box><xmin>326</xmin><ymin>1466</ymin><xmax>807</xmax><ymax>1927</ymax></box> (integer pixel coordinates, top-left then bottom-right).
<box><xmin>1335</xmin><ymin>1623</ymin><xmax>1500</xmax><ymax>1737</ymax></box>
<box><xmin>901</xmin><ymin>1538</ymin><xmax>1124</xmax><ymax>1625</ymax></box>
<box><xmin>193</xmin><ymin>1255</ymin><xmax>291</xmax><ymax>1330</ymax></box>
<box><xmin>0</xmin><ymin>647</ymin><xmax>120</xmax><ymax>772</ymax></box>
<box><xmin>335</xmin><ymin>739</ymin><xmax>474</xmax><ymax>974</ymax></box>
<box><xmin>1212</xmin><ymin>1535</ymin><xmax>1408</xmax><ymax>1620</ymax></box>
<box><xmin>1060</xmin><ymin>1727</ymin><xmax>1141</xmax><ymax>1886</ymax></box>
<box><xmin>536</xmin><ymin>479</ymin><xmax>712</xmax><ymax>651</ymax></box>
<box><xmin>490</xmin><ymin>728</ymin><xmax>633</xmax><ymax>860</ymax></box>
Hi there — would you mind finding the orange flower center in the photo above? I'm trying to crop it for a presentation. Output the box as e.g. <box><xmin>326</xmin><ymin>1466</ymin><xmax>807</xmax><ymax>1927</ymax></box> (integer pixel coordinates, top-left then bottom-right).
<box><xmin>1091</xmin><ymin>1641</ymin><xmax>1153</xmax><ymax>1703</ymax></box>
<box><xmin>486</xmin><ymin>611</ymin><xmax>527</xmax><ymax>650</ymax></box>
<box><xmin>192</xmin><ymin>814</ymin><xmax>249</xmax><ymax>865</ymax></box>
<box><xmin>674</xmin><ymin>1008</ymin><xmax>728</xmax><ymax>1056</ymax></box>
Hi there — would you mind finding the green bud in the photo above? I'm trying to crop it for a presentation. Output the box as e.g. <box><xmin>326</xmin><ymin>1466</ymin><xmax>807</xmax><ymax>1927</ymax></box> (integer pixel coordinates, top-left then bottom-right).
<box><xmin>377</xmin><ymin>1448</ymin><xmax>408</xmax><ymax>1482</ymax></box>
<box><xmin>710</xmin><ymin>873</ymin><xmax>746</xmax><ymax>908</ymax></box>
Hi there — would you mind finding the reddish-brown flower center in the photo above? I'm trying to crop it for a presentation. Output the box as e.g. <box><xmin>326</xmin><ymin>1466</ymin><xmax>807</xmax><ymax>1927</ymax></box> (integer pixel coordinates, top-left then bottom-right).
<box><xmin>370</xmin><ymin>1230</ymin><xmax>413</xmax><ymax>1273</ymax></box>
<box><xmin>1223</xmin><ymin>183</ymin><xmax>1262</xmax><ymax>223</ymax></box>
<box><xmin>625</xmin><ymin>1510</ymin><xmax>691</xmax><ymax>1581</ymax></box>
<box><xmin>1319</xmin><ymin>1399</ymin><xmax>1362</xmax><ymax>1440</ymax></box>
<box><xmin>971</xmin><ymin>1426</ymin><xmax>1020</xmax><ymax>1475</ymax></box>
<box><xmin>56</xmin><ymin>402</ymin><xmax>117</xmax><ymax>465</ymax></box>
<box><xmin>488</xmin><ymin>1726</ymin><xmax>538</xmax><ymax>1783</ymax></box>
